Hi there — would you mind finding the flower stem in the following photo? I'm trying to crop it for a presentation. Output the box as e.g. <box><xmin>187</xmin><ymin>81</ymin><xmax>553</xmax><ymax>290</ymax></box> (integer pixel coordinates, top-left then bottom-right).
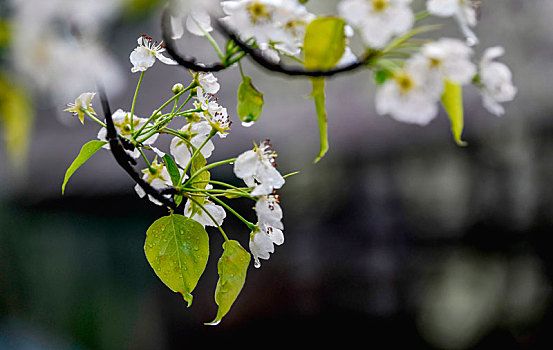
<box><xmin>130</xmin><ymin>71</ymin><xmax>145</xmax><ymax>134</ymax></box>
<box><xmin>183</xmin><ymin>158</ymin><xmax>236</xmax><ymax>188</ymax></box>
<box><xmin>178</xmin><ymin>129</ymin><xmax>217</xmax><ymax>185</ymax></box>
<box><xmin>83</xmin><ymin>109</ymin><xmax>106</xmax><ymax>128</ymax></box>
<box><xmin>205</xmin><ymin>193</ymin><xmax>256</xmax><ymax>231</ymax></box>
<box><xmin>194</xmin><ymin>18</ymin><xmax>225</xmax><ymax>62</ymax></box>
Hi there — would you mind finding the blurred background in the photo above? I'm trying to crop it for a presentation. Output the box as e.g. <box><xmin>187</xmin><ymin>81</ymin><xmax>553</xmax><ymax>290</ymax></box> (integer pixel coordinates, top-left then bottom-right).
<box><xmin>1</xmin><ymin>0</ymin><xmax>553</xmax><ymax>348</ymax></box>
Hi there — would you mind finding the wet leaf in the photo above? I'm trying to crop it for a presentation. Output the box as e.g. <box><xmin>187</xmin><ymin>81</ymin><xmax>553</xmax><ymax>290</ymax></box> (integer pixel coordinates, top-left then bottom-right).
<box><xmin>144</xmin><ymin>214</ymin><xmax>209</xmax><ymax>307</ymax></box>
<box><xmin>303</xmin><ymin>17</ymin><xmax>346</xmax><ymax>70</ymax></box>
<box><xmin>206</xmin><ymin>240</ymin><xmax>250</xmax><ymax>326</ymax></box>
<box><xmin>237</xmin><ymin>75</ymin><xmax>264</xmax><ymax>125</ymax></box>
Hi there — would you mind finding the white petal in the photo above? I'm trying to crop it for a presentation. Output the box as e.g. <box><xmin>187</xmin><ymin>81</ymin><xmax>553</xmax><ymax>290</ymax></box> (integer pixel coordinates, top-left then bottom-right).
<box><xmin>155</xmin><ymin>52</ymin><xmax>178</xmax><ymax>65</ymax></box>
<box><xmin>170</xmin><ymin>137</ymin><xmax>192</xmax><ymax>168</ymax></box>
<box><xmin>129</xmin><ymin>46</ymin><xmax>155</xmax><ymax>72</ymax></box>
<box><xmin>170</xmin><ymin>15</ymin><xmax>185</xmax><ymax>39</ymax></box>
<box><xmin>234</xmin><ymin>150</ymin><xmax>259</xmax><ymax>180</ymax></box>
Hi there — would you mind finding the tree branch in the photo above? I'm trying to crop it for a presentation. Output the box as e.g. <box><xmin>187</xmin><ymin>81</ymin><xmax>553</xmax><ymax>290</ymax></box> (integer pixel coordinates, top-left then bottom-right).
<box><xmin>97</xmin><ymin>82</ymin><xmax>177</xmax><ymax>210</ymax></box>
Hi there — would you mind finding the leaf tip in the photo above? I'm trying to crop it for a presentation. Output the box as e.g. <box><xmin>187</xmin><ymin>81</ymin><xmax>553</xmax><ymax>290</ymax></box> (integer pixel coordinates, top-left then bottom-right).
<box><xmin>204</xmin><ymin>318</ymin><xmax>222</xmax><ymax>326</ymax></box>
<box><xmin>181</xmin><ymin>291</ymin><xmax>193</xmax><ymax>307</ymax></box>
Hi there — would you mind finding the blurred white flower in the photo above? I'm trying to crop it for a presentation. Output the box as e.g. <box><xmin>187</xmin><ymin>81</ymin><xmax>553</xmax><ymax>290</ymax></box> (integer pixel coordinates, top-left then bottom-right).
<box><xmin>97</xmin><ymin>109</ymin><xmax>159</xmax><ymax>158</ymax></box>
<box><xmin>375</xmin><ymin>60</ymin><xmax>443</xmax><ymax>125</ymax></box>
<box><xmin>64</xmin><ymin>92</ymin><xmax>96</xmax><ymax>124</ymax></box>
<box><xmin>129</xmin><ymin>35</ymin><xmax>178</xmax><ymax>73</ymax></box>
<box><xmin>184</xmin><ymin>198</ymin><xmax>226</xmax><ymax>227</ymax></box>
<box><xmin>411</xmin><ymin>38</ymin><xmax>477</xmax><ymax>86</ymax></box>
<box><xmin>426</xmin><ymin>0</ymin><xmax>479</xmax><ymax>46</ymax></box>
<box><xmin>233</xmin><ymin>140</ymin><xmax>285</xmax><ymax>196</ymax></box>
<box><xmin>479</xmin><ymin>46</ymin><xmax>517</xmax><ymax>116</ymax></box>
<box><xmin>170</xmin><ymin>121</ymin><xmax>215</xmax><ymax>168</ymax></box>
<box><xmin>221</xmin><ymin>0</ymin><xmax>314</xmax><ymax>61</ymax></box>
<box><xmin>338</xmin><ymin>0</ymin><xmax>414</xmax><ymax>48</ymax></box>
<box><xmin>169</xmin><ymin>0</ymin><xmax>220</xmax><ymax>38</ymax></box>
<box><xmin>9</xmin><ymin>0</ymin><xmax>125</xmax><ymax>121</ymax></box>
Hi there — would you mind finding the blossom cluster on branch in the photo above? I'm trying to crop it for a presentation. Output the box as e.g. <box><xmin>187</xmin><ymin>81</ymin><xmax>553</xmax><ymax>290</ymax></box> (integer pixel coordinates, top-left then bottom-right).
<box><xmin>60</xmin><ymin>0</ymin><xmax>517</xmax><ymax>325</ymax></box>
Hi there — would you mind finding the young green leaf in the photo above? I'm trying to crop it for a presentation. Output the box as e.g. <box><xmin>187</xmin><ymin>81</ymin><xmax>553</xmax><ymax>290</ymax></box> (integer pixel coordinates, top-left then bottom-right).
<box><xmin>310</xmin><ymin>77</ymin><xmax>329</xmax><ymax>163</ymax></box>
<box><xmin>144</xmin><ymin>214</ymin><xmax>209</xmax><ymax>307</ymax></box>
<box><xmin>303</xmin><ymin>17</ymin><xmax>346</xmax><ymax>70</ymax></box>
<box><xmin>61</xmin><ymin>140</ymin><xmax>107</xmax><ymax>194</ymax></box>
<box><xmin>303</xmin><ymin>17</ymin><xmax>345</xmax><ymax>163</ymax></box>
<box><xmin>441</xmin><ymin>80</ymin><xmax>468</xmax><ymax>146</ymax></box>
<box><xmin>237</xmin><ymin>75</ymin><xmax>264</xmax><ymax>125</ymax></box>
<box><xmin>162</xmin><ymin>154</ymin><xmax>181</xmax><ymax>186</ymax></box>
<box><xmin>206</xmin><ymin>240</ymin><xmax>250</xmax><ymax>326</ymax></box>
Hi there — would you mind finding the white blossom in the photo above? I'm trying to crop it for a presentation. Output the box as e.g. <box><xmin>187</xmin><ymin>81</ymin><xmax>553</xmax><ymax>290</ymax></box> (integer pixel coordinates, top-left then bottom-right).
<box><xmin>375</xmin><ymin>60</ymin><xmax>443</xmax><ymax>125</ymax></box>
<box><xmin>170</xmin><ymin>121</ymin><xmax>215</xmax><ymax>168</ymax></box>
<box><xmin>64</xmin><ymin>92</ymin><xmax>96</xmax><ymax>124</ymax></box>
<box><xmin>233</xmin><ymin>140</ymin><xmax>285</xmax><ymax>196</ymax></box>
<box><xmin>97</xmin><ymin>109</ymin><xmax>159</xmax><ymax>158</ymax></box>
<box><xmin>411</xmin><ymin>38</ymin><xmax>477</xmax><ymax>86</ymax></box>
<box><xmin>221</xmin><ymin>0</ymin><xmax>314</xmax><ymax>61</ymax></box>
<box><xmin>194</xmin><ymin>87</ymin><xmax>231</xmax><ymax>137</ymax></box>
<box><xmin>197</xmin><ymin>72</ymin><xmax>220</xmax><ymax>95</ymax></box>
<box><xmin>426</xmin><ymin>0</ymin><xmax>479</xmax><ymax>46</ymax></box>
<box><xmin>129</xmin><ymin>35</ymin><xmax>177</xmax><ymax>73</ymax></box>
<box><xmin>250</xmin><ymin>195</ymin><xmax>284</xmax><ymax>268</ymax></box>
<box><xmin>134</xmin><ymin>159</ymin><xmax>174</xmax><ymax>206</ymax></box>
<box><xmin>338</xmin><ymin>0</ymin><xmax>414</xmax><ymax>49</ymax></box>
<box><xmin>479</xmin><ymin>46</ymin><xmax>517</xmax><ymax>116</ymax></box>
<box><xmin>184</xmin><ymin>198</ymin><xmax>226</xmax><ymax>227</ymax></box>
<box><xmin>169</xmin><ymin>0</ymin><xmax>220</xmax><ymax>38</ymax></box>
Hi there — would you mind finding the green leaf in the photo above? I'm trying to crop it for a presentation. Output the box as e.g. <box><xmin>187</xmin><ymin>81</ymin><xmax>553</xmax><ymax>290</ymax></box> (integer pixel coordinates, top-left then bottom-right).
<box><xmin>206</xmin><ymin>240</ymin><xmax>250</xmax><ymax>326</ymax></box>
<box><xmin>162</xmin><ymin>154</ymin><xmax>181</xmax><ymax>186</ymax></box>
<box><xmin>61</xmin><ymin>140</ymin><xmax>107</xmax><ymax>194</ymax></box>
<box><xmin>303</xmin><ymin>17</ymin><xmax>346</xmax><ymax>71</ymax></box>
<box><xmin>237</xmin><ymin>75</ymin><xmax>264</xmax><ymax>125</ymax></box>
<box><xmin>441</xmin><ymin>80</ymin><xmax>467</xmax><ymax>147</ymax></box>
<box><xmin>144</xmin><ymin>214</ymin><xmax>210</xmax><ymax>307</ymax></box>
<box><xmin>309</xmin><ymin>77</ymin><xmax>329</xmax><ymax>163</ymax></box>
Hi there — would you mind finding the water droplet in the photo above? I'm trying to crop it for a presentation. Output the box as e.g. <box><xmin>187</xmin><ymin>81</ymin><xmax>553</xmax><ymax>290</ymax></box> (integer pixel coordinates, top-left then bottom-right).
<box><xmin>241</xmin><ymin>121</ymin><xmax>255</xmax><ymax>127</ymax></box>
<box><xmin>254</xmin><ymin>260</ymin><xmax>260</xmax><ymax>268</ymax></box>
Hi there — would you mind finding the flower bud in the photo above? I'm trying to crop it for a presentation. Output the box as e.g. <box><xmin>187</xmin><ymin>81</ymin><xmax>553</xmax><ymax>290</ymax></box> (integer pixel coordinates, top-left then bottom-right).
<box><xmin>172</xmin><ymin>83</ymin><xmax>184</xmax><ymax>94</ymax></box>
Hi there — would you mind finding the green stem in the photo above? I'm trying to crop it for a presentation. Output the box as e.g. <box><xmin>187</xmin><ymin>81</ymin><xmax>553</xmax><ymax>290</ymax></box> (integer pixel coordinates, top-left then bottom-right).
<box><xmin>183</xmin><ymin>158</ymin><xmax>236</xmax><ymax>188</ymax></box>
<box><xmin>178</xmin><ymin>129</ymin><xmax>217</xmax><ymax>184</ymax></box>
<box><xmin>133</xmin><ymin>81</ymin><xmax>195</xmax><ymax>138</ymax></box>
<box><xmin>83</xmin><ymin>109</ymin><xmax>106</xmax><ymax>128</ymax></box>
<box><xmin>130</xmin><ymin>71</ymin><xmax>145</xmax><ymax>134</ymax></box>
<box><xmin>138</xmin><ymin>147</ymin><xmax>153</xmax><ymax>170</ymax></box>
<box><xmin>194</xmin><ymin>18</ymin><xmax>225</xmax><ymax>62</ymax></box>
<box><xmin>204</xmin><ymin>193</ymin><xmax>256</xmax><ymax>231</ymax></box>
<box><xmin>188</xmin><ymin>179</ymin><xmax>251</xmax><ymax>196</ymax></box>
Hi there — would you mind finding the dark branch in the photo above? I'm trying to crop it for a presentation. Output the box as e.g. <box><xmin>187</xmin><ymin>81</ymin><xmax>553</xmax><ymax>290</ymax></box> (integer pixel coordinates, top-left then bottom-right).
<box><xmin>161</xmin><ymin>5</ymin><xmax>226</xmax><ymax>72</ymax></box>
<box><xmin>97</xmin><ymin>83</ymin><xmax>178</xmax><ymax>210</ymax></box>
<box><xmin>160</xmin><ymin>5</ymin><xmax>375</xmax><ymax>78</ymax></box>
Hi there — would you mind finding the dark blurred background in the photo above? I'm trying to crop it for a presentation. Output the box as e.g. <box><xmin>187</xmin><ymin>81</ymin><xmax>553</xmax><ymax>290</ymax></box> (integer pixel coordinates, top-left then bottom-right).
<box><xmin>1</xmin><ymin>0</ymin><xmax>553</xmax><ymax>349</ymax></box>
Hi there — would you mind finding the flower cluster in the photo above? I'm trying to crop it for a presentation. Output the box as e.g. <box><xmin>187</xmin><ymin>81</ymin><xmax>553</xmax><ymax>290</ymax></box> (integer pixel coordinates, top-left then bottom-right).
<box><xmin>65</xmin><ymin>35</ymin><xmax>289</xmax><ymax>270</ymax></box>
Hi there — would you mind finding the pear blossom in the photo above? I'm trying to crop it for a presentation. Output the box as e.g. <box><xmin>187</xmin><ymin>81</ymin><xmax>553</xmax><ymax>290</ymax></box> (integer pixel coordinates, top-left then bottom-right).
<box><xmin>338</xmin><ymin>0</ymin><xmax>414</xmax><ymax>49</ymax></box>
<box><xmin>197</xmin><ymin>72</ymin><xmax>220</xmax><ymax>95</ymax></box>
<box><xmin>375</xmin><ymin>59</ymin><xmax>443</xmax><ymax>125</ymax></box>
<box><xmin>134</xmin><ymin>159</ymin><xmax>176</xmax><ymax>206</ymax></box>
<box><xmin>169</xmin><ymin>0</ymin><xmax>219</xmax><ymax>38</ymax></box>
<box><xmin>221</xmin><ymin>0</ymin><xmax>314</xmax><ymax>61</ymax></box>
<box><xmin>170</xmin><ymin>121</ymin><xmax>215</xmax><ymax>168</ymax></box>
<box><xmin>64</xmin><ymin>92</ymin><xmax>96</xmax><ymax>124</ymax></box>
<box><xmin>250</xmin><ymin>195</ymin><xmax>284</xmax><ymax>268</ymax></box>
<box><xmin>129</xmin><ymin>35</ymin><xmax>177</xmax><ymax>73</ymax></box>
<box><xmin>478</xmin><ymin>47</ymin><xmax>517</xmax><ymax>116</ymax></box>
<box><xmin>97</xmin><ymin>109</ymin><xmax>159</xmax><ymax>158</ymax></box>
<box><xmin>184</xmin><ymin>198</ymin><xmax>226</xmax><ymax>227</ymax></box>
<box><xmin>194</xmin><ymin>87</ymin><xmax>231</xmax><ymax>137</ymax></box>
<box><xmin>410</xmin><ymin>38</ymin><xmax>477</xmax><ymax>86</ymax></box>
<box><xmin>427</xmin><ymin>0</ymin><xmax>479</xmax><ymax>46</ymax></box>
<box><xmin>233</xmin><ymin>140</ymin><xmax>285</xmax><ymax>196</ymax></box>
